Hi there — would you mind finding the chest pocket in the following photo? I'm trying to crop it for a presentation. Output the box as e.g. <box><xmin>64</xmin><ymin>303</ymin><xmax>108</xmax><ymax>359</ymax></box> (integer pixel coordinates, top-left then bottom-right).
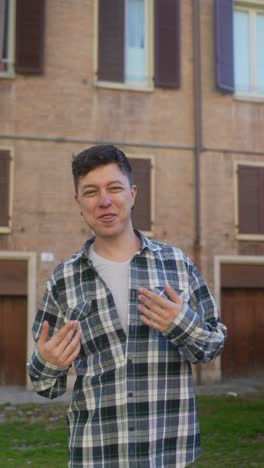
<box><xmin>65</xmin><ymin>300</ymin><xmax>126</xmax><ymax>376</ymax></box>
<box><xmin>153</xmin><ymin>285</ymin><xmax>192</xmax><ymax>305</ymax></box>
<box><xmin>65</xmin><ymin>300</ymin><xmax>109</xmax><ymax>354</ymax></box>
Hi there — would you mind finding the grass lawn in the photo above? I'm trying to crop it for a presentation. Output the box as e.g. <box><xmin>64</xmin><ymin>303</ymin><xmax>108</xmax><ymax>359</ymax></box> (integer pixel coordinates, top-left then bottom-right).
<box><xmin>191</xmin><ymin>393</ymin><xmax>264</xmax><ymax>467</ymax></box>
<box><xmin>0</xmin><ymin>394</ymin><xmax>263</xmax><ymax>467</ymax></box>
<box><xmin>0</xmin><ymin>404</ymin><xmax>68</xmax><ymax>467</ymax></box>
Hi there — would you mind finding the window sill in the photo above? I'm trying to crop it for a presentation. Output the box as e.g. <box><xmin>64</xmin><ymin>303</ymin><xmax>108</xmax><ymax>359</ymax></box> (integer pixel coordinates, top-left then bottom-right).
<box><xmin>96</xmin><ymin>80</ymin><xmax>154</xmax><ymax>93</ymax></box>
<box><xmin>0</xmin><ymin>72</ymin><xmax>15</xmax><ymax>79</ymax></box>
<box><xmin>236</xmin><ymin>233</ymin><xmax>264</xmax><ymax>242</ymax></box>
<box><xmin>0</xmin><ymin>227</ymin><xmax>11</xmax><ymax>234</ymax></box>
<box><xmin>234</xmin><ymin>93</ymin><xmax>264</xmax><ymax>103</ymax></box>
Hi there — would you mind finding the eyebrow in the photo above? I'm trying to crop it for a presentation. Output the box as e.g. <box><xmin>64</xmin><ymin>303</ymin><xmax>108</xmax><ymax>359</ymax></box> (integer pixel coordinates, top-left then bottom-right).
<box><xmin>81</xmin><ymin>180</ymin><xmax>125</xmax><ymax>190</ymax></box>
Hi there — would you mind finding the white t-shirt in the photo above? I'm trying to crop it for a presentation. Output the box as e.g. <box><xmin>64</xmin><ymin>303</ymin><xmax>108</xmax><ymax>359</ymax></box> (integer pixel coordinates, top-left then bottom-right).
<box><xmin>89</xmin><ymin>244</ymin><xmax>131</xmax><ymax>334</ymax></box>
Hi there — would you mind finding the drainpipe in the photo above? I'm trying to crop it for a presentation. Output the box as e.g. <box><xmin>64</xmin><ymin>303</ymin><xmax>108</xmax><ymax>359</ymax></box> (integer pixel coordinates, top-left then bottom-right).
<box><xmin>193</xmin><ymin>0</ymin><xmax>202</xmax><ymax>270</ymax></box>
<box><xmin>193</xmin><ymin>0</ymin><xmax>203</xmax><ymax>385</ymax></box>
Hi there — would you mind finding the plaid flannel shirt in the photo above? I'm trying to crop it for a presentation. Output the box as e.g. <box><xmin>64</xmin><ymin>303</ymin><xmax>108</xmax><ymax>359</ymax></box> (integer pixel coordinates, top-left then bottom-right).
<box><xmin>28</xmin><ymin>231</ymin><xmax>227</xmax><ymax>468</ymax></box>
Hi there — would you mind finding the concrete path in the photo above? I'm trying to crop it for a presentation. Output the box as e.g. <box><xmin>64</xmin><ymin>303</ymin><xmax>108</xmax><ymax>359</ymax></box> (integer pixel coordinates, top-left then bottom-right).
<box><xmin>0</xmin><ymin>377</ymin><xmax>263</xmax><ymax>404</ymax></box>
<box><xmin>195</xmin><ymin>376</ymin><xmax>264</xmax><ymax>396</ymax></box>
<box><xmin>0</xmin><ymin>386</ymin><xmax>72</xmax><ymax>404</ymax></box>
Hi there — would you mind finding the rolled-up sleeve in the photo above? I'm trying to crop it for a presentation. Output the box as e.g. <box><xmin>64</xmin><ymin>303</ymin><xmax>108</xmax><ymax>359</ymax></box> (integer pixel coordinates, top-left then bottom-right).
<box><xmin>27</xmin><ymin>276</ymin><xmax>69</xmax><ymax>399</ymax></box>
<box><xmin>163</xmin><ymin>259</ymin><xmax>227</xmax><ymax>364</ymax></box>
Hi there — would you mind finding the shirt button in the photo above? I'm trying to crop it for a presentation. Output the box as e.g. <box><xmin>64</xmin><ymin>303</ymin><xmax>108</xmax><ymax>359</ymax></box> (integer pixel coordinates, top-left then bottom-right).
<box><xmin>128</xmin><ymin>391</ymin><xmax>133</xmax><ymax>397</ymax></box>
<box><xmin>129</xmin><ymin>445</ymin><xmax>135</xmax><ymax>456</ymax></box>
<box><xmin>127</xmin><ymin>358</ymin><xmax>133</xmax><ymax>367</ymax></box>
<box><xmin>129</xmin><ymin>425</ymin><xmax>135</xmax><ymax>431</ymax></box>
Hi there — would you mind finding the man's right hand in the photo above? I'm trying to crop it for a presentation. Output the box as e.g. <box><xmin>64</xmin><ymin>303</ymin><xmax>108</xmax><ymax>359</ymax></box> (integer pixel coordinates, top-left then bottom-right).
<box><xmin>37</xmin><ymin>320</ymin><xmax>82</xmax><ymax>368</ymax></box>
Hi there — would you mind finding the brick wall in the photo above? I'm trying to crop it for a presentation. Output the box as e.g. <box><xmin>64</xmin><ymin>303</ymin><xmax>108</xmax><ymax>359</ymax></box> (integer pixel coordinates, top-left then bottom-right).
<box><xmin>1</xmin><ymin>0</ymin><xmax>264</xmax><ymax>383</ymax></box>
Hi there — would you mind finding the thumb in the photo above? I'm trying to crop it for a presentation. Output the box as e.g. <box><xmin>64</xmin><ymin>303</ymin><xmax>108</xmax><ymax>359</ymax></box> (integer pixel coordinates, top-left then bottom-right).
<box><xmin>38</xmin><ymin>320</ymin><xmax>49</xmax><ymax>345</ymax></box>
<box><xmin>164</xmin><ymin>283</ymin><xmax>183</xmax><ymax>304</ymax></box>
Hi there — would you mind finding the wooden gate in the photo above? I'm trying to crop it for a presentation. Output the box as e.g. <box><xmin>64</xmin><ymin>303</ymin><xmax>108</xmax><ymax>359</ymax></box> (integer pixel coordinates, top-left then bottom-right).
<box><xmin>0</xmin><ymin>259</ymin><xmax>28</xmax><ymax>385</ymax></box>
<box><xmin>221</xmin><ymin>288</ymin><xmax>264</xmax><ymax>377</ymax></box>
<box><xmin>0</xmin><ymin>295</ymin><xmax>27</xmax><ymax>385</ymax></box>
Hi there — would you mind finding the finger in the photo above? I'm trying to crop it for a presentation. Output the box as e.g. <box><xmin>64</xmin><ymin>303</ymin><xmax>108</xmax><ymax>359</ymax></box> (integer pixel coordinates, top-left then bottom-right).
<box><xmin>140</xmin><ymin>314</ymin><xmax>163</xmax><ymax>332</ymax></box>
<box><xmin>47</xmin><ymin>329</ymin><xmax>82</xmax><ymax>368</ymax></box>
<box><xmin>138</xmin><ymin>304</ymin><xmax>167</xmax><ymax>327</ymax></box>
<box><xmin>54</xmin><ymin>324</ymin><xmax>81</xmax><ymax>356</ymax></box>
<box><xmin>138</xmin><ymin>294</ymin><xmax>164</xmax><ymax>314</ymax></box>
<box><xmin>63</xmin><ymin>342</ymin><xmax>82</xmax><ymax>367</ymax></box>
<box><xmin>38</xmin><ymin>321</ymin><xmax>49</xmax><ymax>346</ymax></box>
<box><xmin>60</xmin><ymin>328</ymin><xmax>82</xmax><ymax>360</ymax></box>
<box><xmin>164</xmin><ymin>283</ymin><xmax>183</xmax><ymax>304</ymax></box>
<box><xmin>51</xmin><ymin>321</ymin><xmax>79</xmax><ymax>347</ymax></box>
<box><xmin>138</xmin><ymin>288</ymin><xmax>167</xmax><ymax>308</ymax></box>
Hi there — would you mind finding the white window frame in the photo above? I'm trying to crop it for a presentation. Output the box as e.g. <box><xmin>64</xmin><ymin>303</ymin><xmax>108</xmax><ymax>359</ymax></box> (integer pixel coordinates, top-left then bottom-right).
<box><xmin>0</xmin><ymin>147</ymin><xmax>14</xmax><ymax>234</ymax></box>
<box><xmin>234</xmin><ymin>160</ymin><xmax>264</xmax><ymax>241</ymax></box>
<box><xmin>0</xmin><ymin>0</ymin><xmax>15</xmax><ymax>78</ymax></box>
<box><xmin>95</xmin><ymin>0</ymin><xmax>154</xmax><ymax>92</ymax></box>
<box><xmin>234</xmin><ymin>1</ymin><xmax>264</xmax><ymax>100</ymax></box>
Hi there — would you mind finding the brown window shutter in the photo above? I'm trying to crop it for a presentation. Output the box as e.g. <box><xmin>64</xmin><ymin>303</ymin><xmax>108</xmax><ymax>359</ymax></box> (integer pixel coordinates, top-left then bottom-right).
<box><xmin>97</xmin><ymin>0</ymin><xmax>125</xmax><ymax>82</ymax></box>
<box><xmin>15</xmin><ymin>0</ymin><xmax>46</xmax><ymax>74</ymax></box>
<box><xmin>238</xmin><ymin>165</ymin><xmax>264</xmax><ymax>235</ymax></box>
<box><xmin>0</xmin><ymin>150</ymin><xmax>11</xmax><ymax>228</ymax></box>
<box><xmin>129</xmin><ymin>158</ymin><xmax>152</xmax><ymax>232</ymax></box>
<box><xmin>215</xmin><ymin>0</ymin><xmax>234</xmax><ymax>93</ymax></box>
<box><xmin>260</xmin><ymin>167</ymin><xmax>264</xmax><ymax>233</ymax></box>
<box><xmin>154</xmin><ymin>0</ymin><xmax>181</xmax><ymax>88</ymax></box>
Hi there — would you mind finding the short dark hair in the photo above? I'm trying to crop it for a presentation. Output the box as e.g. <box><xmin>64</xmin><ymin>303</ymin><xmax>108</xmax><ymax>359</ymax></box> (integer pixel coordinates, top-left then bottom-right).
<box><xmin>72</xmin><ymin>145</ymin><xmax>134</xmax><ymax>193</ymax></box>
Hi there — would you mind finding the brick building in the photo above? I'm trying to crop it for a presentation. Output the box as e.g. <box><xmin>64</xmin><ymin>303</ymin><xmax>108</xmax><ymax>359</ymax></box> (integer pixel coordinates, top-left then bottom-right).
<box><xmin>0</xmin><ymin>0</ymin><xmax>264</xmax><ymax>387</ymax></box>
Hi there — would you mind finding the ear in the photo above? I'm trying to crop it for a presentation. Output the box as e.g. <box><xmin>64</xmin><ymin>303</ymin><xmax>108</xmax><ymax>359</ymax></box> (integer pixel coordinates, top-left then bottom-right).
<box><xmin>74</xmin><ymin>192</ymin><xmax>80</xmax><ymax>206</ymax></box>
<box><xmin>131</xmin><ymin>184</ymin><xmax>137</xmax><ymax>204</ymax></box>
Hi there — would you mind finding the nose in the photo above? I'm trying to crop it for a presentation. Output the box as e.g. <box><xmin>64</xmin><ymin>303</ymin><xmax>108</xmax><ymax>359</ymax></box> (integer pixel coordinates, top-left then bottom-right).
<box><xmin>99</xmin><ymin>192</ymin><xmax>112</xmax><ymax>207</ymax></box>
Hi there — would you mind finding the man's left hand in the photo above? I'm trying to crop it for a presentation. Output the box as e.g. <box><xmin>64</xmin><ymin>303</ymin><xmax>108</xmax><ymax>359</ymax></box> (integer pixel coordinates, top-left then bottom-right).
<box><xmin>138</xmin><ymin>284</ymin><xmax>183</xmax><ymax>332</ymax></box>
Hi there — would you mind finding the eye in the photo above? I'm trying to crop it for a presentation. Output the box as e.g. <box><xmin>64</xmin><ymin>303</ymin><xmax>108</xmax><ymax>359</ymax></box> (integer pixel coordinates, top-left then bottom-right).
<box><xmin>109</xmin><ymin>186</ymin><xmax>123</xmax><ymax>192</ymax></box>
<box><xmin>83</xmin><ymin>190</ymin><xmax>97</xmax><ymax>197</ymax></box>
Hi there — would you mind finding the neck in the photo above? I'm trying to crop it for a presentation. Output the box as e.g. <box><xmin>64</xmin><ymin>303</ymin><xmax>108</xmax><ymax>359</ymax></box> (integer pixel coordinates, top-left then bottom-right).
<box><xmin>93</xmin><ymin>229</ymin><xmax>140</xmax><ymax>262</ymax></box>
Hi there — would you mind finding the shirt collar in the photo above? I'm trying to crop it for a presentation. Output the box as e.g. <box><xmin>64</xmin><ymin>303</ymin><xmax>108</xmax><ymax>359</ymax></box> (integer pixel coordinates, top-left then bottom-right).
<box><xmin>135</xmin><ymin>230</ymin><xmax>162</xmax><ymax>253</ymax></box>
<box><xmin>65</xmin><ymin>237</ymin><xmax>95</xmax><ymax>265</ymax></box>
<box><xmin>65</xmin><ymin>230</ymin><xmax>161</xmax><ymax>266</ymax></box>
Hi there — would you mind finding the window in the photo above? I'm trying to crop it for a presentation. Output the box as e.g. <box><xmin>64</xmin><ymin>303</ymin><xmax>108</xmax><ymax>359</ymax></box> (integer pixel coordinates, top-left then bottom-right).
<box><xmin>97</xmin><ymin>0</ymin><xmax>181</xmax><ymax>90</ymax></box>
<box><xmin>125</xmin><ymin>0</ymin><xmax>147</xmax><ymax>83</ymax></box>
<box><xmin>129</xmin><ymin>156</ymin><xmax>154</xmax><ymax>235</ymax></box>
<box><xmin>236</xmin><ymin>163</ymin><xmax>264</xmax><ymax>238</ymax></box>
<box><xmin>215</xmin><ymin>0</ymin><xmax>264</xmax><ymax>97</ymax></box>
<box><xmin>0</xmin><ymin>149</ymin><xmax>13</xmax><ymax>233</ymax></box>
<box><xmin>234</xmin><ymin>6</ymin><xmax>264</xmax><ymax>96</ymax></box>
<box><xmin>0</xmin><ymin>0</ymin><xmax>45</xmax><ymax>77</ymax></box>
<box><xmin>0</xmin><ymin>0</ymin><xmax>15</xmax><ymax>75</ymax></box>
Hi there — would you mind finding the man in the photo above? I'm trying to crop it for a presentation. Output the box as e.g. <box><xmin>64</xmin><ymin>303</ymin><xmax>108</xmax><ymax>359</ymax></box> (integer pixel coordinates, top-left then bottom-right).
<box><xmin>28</xmin><ymin>145</ymin><xmax>227</xmax><ymax>467</ymax></box>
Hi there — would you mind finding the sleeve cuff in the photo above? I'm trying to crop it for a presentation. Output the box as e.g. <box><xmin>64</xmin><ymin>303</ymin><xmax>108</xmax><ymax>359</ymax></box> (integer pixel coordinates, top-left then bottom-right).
<box><xmin>162</xmin><ymin>302</ymin><xmax>201</xmax><ymax>343</ymax></box>
<box><xmin>28</xmin><ymin>346</ymin><xmax>69</xmax><ymax>379</ymax></box>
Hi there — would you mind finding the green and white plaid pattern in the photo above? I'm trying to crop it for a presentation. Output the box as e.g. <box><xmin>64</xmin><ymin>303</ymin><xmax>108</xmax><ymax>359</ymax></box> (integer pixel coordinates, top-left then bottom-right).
<box><xmin>28</xmin><ymin>231</ymin><xmax>226</xmax><ymax>467</ymax></box>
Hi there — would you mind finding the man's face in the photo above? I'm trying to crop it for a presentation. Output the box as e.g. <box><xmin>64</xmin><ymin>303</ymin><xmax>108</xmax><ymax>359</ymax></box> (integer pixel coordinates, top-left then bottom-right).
<box><xmin>75</xmin><ymin>163</ymin><xmax>137</xmax><ymax>240</ymax></box>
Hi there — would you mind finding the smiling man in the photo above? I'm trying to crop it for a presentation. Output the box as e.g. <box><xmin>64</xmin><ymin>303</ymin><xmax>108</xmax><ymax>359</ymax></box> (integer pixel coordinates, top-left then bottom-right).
<box><xmin>28</xmin><ymin>145</ymin><xmax>227</xmax><ymax>468</ymax></box>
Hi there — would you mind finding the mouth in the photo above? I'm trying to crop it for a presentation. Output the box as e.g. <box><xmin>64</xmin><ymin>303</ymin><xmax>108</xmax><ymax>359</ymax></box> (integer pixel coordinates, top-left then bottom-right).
<box><xmin>98</xmin><ymin>213</ymin><xmax>117</xmax><ymax>222</ymax></box>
